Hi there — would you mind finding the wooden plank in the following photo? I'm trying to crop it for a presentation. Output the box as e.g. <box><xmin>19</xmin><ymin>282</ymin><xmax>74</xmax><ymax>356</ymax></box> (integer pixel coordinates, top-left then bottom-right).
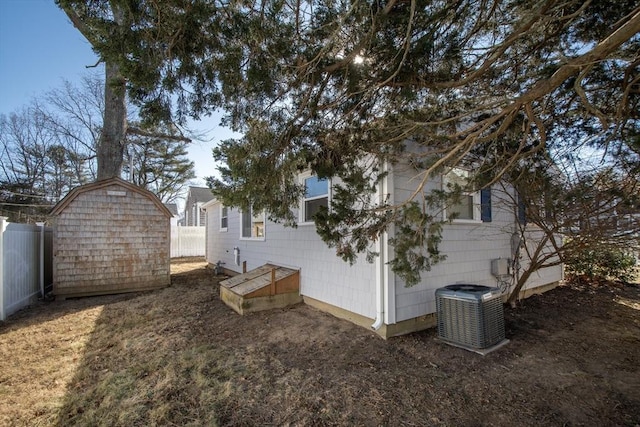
<box><xmin>219</xmin><ymin>264</ymin><xmax>299</xmax><ymax>297</ymax></box>
<box><xmin>230</xmin><ymin>278</ymin><xmax>270</xmax><ymax>295</ymax></box>
<box><xmin>270</xmin><ymin>268</ymin><xmax>276</xmax><ymax>296</ymax></box>
<box><xmin>220</xmin><ymin>265</ymin><xmax>272</xmax><ymax>288</ymax></box>
<box><xmin>245</xmin><ymin>286</ymin><xmax>273</xmax><ymax>299</ymax></box>
<box><xmin>275</xmin><ymin>271</ymin><xmax>300</xmax><ymax>294</ymax></box>
<box><xmin>221</xmin><ymin>265</ymin><xmax>294</xmax><ymax>289</ymax></box>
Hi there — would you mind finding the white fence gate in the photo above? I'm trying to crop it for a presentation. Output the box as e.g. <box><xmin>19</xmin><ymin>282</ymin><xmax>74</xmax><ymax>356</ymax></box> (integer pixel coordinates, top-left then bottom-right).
<box><xmin>170</xmin><ymin>226</ymin><xmax>206</xmax><ymax>258</ymax></box>
<box><xmin>0</xmin><ymin>218</ymin><xmax>53</xmax><ymax>321</ymax></box>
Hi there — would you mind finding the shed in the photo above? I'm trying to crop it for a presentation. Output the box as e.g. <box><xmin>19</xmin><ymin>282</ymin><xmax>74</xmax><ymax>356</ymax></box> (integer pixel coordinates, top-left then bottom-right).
<box><xmin>50</xmin><ymin>177</ymin><xmax>172</xmax><ymax>299</ymax></box>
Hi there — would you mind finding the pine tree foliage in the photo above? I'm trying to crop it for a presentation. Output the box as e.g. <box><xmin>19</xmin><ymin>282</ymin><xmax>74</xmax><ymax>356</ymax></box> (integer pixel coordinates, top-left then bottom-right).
<box><xmin>57</xmin><ymin>0</ymin><xmax>639</xmax><ymax>286</ymax></box>
<box><xmin>207</xmin><ymin>0</ymin><xmax>640</xmax><ymax>286</ymax></box>
<box><xmin>123</xmin><ymin>125</ymin><xmax>196</xmax><ymax>203</ymax></box>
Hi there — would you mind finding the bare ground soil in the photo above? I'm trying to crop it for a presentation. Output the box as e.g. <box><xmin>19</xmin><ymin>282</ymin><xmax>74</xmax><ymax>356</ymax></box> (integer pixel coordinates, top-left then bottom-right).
<box><xmin>0</xmin><ymin>257</ymin><xmax>639</xmax><ymax>426</ymax></box>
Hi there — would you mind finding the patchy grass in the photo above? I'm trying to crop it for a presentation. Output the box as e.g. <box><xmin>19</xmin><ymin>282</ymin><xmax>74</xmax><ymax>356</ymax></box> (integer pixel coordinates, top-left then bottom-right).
<box><xmin>1</xmin><ymin>257</ymin><xmax>639</xmax><ymax>426</ymax></box>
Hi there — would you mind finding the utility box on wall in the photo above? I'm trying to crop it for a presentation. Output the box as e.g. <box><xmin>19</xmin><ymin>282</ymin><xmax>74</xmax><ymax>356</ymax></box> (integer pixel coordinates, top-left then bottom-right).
<box><xmin>491</xmin><ymin>258</ymin><xmax>510</xmax><ymax>276</ymax></box>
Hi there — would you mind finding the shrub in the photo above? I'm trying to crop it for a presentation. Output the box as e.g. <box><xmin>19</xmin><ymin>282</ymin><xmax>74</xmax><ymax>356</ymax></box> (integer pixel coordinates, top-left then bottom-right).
<box><xmin>566</xmin><ymin>246</ymin><xmax>639</xmax><ymax>283</ymax></box>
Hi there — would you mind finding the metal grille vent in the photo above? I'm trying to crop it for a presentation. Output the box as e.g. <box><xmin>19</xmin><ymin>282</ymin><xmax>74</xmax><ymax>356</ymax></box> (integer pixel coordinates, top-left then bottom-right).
<box><xmin>436</xmin><ymin>284</ymin><xmax>505</xmax><ymax>349</ymax></box>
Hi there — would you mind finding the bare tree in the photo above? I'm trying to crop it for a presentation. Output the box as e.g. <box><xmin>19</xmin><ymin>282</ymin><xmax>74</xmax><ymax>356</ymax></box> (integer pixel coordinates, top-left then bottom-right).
<box><xmin>0</xmin><ymin>105</ymin><xmax>58</xmax><ymax>221</ymax></box>
<box><xmin>0</xmin><ymin>73</ymin><xmax>197</xmax><ymax>220</ymax></box>
<box><xmin>497</xmin><ymin>158</ymin><xmax>640</xmax><ymax>304</ymax></box>
<box><xmin>44</xmin><ymin>72</ymin><xmax>105</xmax><ymax>182</ymax></box>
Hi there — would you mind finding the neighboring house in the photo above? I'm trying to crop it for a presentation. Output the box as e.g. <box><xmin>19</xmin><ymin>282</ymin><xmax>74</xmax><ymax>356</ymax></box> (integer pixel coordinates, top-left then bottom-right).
<box><xmin>164</xmin><ymin>203</ymin><xmax>180</xmax><ymax>227</ymax></box>
<box><xmin>203</xmin><ymin>164</ymin><xmax>563</xmax><ymax>338</ymax></box>
<box><xmin>184</xmin><ymin>186</ymin><xmax>215</xmax><ymax>226</ymax></box>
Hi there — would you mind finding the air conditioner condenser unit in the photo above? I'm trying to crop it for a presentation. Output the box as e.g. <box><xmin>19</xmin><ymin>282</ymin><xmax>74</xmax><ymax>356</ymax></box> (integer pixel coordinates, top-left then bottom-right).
<box><xmin>436</xmin><ymin>284</ymin><xmax>507</xmax><ymax>352</ymax></box>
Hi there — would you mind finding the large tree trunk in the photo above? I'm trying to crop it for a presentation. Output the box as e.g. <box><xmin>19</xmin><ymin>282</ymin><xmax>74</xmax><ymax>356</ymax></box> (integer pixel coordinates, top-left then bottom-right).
<box><xmin>97</xmin><ymin>61</ymin><xmax>127</xmax><ymax>180</ymax></box>
<box><xmin>59</xmin><ymin>3</ymin><xmax>128</xmax><ymax>181</ymax></box>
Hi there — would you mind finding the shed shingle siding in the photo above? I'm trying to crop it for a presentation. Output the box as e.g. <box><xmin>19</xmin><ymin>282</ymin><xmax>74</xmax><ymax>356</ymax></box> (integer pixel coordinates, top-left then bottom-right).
<box><xmin>52</xmin><ymin>179</ymin><xmax>170</xmax><ymax>298</ymax></box>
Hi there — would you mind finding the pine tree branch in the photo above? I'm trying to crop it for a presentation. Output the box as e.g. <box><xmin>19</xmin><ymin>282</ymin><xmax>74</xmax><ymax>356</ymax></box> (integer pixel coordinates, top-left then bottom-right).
<box><xmin>57</xmin><ymin>3</ymin><xmax>99</xmax><ymax>50</ymax></box>
<box><xmin>127</xmin><ymin>126</ymin><xmax>192</xmax><ymax>143</ymax></box>
<box><xmin>513</xmin><ymin>8</ymin><xmax>640</xmax><ymax>108</ymax></box>
<box><xmin>86</xmin><ymin>59</ymin><xmax>102</xmax><ymax>69</ymax></box>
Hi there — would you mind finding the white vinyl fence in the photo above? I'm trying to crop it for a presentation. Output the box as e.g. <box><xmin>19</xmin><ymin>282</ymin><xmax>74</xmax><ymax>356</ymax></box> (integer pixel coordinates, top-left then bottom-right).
<box><xmin>0</xmin><ymin>220</ymin><xmax>201</xmax><ymax>320</ymax></box>
<box><xmin>170</xmin><ymin>226</ymin><xmax>206</xmax><ymax>258</ymax></box>
<box><xmin>0</xmin><ymin>218</ymin><xmax>53</xmax><ymax>321</ymax></box>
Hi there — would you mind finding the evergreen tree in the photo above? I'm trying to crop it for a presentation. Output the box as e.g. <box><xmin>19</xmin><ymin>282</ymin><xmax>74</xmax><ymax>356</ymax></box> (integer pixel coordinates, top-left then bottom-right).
<box><xmin>57</xmin><ymin>0</ymin><xmax>196</xmax><ymax>179</ymax></box>
<box><xmin>123</xmin><ymin>126</ymin><xmax>196</xmax><ymax>203</ymax></box>
<box><xmin>57</xmin><ymin>1</ymin><xmax>639</xmax><ymax>286</ymax></box>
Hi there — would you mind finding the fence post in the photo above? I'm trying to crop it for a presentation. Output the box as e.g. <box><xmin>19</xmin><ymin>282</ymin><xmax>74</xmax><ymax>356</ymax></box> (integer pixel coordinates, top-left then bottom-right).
<box><xmin>36</xmin><ymin>222</ymin><xmax>45</xmax><ymax>298</ymax></box>
<box><xmin>0</xmin><ymin>217</ymin><xmax>7</xmax><ymax>321</ymax></box>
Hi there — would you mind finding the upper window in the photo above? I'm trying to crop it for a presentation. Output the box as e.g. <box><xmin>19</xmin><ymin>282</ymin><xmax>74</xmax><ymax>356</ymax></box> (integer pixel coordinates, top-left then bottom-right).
<box><xmin>220</xmin><ymin>205</ymin><xmax>228</xmax><ymax>231</ymax></box>
<box><xmin>444</xmin><ymin>168</ymin><xmax>481</xmax><ymax>222</ymax></box>
<box><xmin>241</xmin><ymin>206</ymin><xmax>265</xmax><ymax>239</ymax></box>
<box><xmin>302</xmin><ymin>175</ymin><xmax>329</xmax><ymax>223</ymax></box>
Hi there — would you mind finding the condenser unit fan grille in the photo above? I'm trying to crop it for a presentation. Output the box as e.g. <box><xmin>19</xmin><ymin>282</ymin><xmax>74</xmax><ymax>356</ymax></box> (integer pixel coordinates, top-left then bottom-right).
<box><xmin>436</xmin><ymin>284</ymin><xmax>505</xmax><ymax>349</ymax></box>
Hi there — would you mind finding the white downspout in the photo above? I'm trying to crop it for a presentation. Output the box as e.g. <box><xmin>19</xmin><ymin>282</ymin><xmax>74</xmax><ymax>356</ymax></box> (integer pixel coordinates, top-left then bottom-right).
<box><xmin>372</xmin><ymin>162</ymin><xmax>388</xmax><ymax>330</ymax></box>
<box><xmin>371</xmin><ymin>232</ymin><xmax>385</xmax><ymax>330</ymax></box>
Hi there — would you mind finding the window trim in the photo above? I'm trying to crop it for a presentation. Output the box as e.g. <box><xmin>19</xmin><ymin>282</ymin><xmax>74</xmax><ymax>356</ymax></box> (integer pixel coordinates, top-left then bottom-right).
<box><xmin>239</xmin><ymin>206</ymin><xmax>266</xmax><ymax>241</ymax></box>
<box><xmin>299</xmin><ymin>171</ymin><xmax>330</xmax><ymax>225</ymax></box>
<box><xmin>219</xmin><ymin>205</ymin><xmax>228</xmax><ymax>232</ymax></box>
<box><xmin>443</xmin><ymin>168</ymin><xmax>482</xmax><ymax>223</ymax></box>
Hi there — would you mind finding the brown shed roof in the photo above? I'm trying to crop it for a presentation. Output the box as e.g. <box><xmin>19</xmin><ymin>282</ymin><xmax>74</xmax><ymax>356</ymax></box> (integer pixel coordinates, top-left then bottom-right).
<box><xmin>50</xmin><ymin>177</ymin><xmax>172</xmax><ymax>218</ymax></box>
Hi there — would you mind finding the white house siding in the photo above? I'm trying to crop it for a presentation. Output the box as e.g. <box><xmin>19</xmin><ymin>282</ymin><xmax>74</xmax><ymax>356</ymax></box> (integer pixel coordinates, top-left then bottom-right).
<box><xmin>390</xmin><ymin>163</ymin><xmax>561</xmax><ymax>323</ymax></box>
<box><xmin>204</xmin><ymin>162</ymin><xmax>563</xmax><ymax>328</ymax></box>
<box><xmin>205</xmin><ymin>202</ymin><xmax>377</xmax><ymax>319</ymax></box>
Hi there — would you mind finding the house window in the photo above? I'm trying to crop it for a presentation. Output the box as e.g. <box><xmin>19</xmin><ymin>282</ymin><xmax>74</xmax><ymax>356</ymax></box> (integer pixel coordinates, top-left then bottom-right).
<box><xmin>241</xmin><ymin>206</ymin><xmax>265</xmax><ymax>239</ymax></box>
<box><xmin>199</xmin><ymin>207</ymin><xmax>206</xmax><ymax>226</ymax></box>
<box><xmin>444</xmin><ymin>168</ymin><xmax>481</xmax><ymax>222</ymax></box>
<box><xmin>302</xmin><ymin>174</ymin><xmax>329</xmax><ymax>223</ymax></box>
<box><xmin>220</xmin><ymin>205</ymin><xmax>228</xmax><ymax>231</ymax></box>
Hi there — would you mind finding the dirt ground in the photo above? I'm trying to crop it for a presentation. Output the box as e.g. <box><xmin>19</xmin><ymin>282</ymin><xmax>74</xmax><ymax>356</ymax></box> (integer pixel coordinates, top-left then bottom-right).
<box><xmin>1</xmin><ymin>257</ymin><xmax>639</xmax><ymax>426</ymax></box>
